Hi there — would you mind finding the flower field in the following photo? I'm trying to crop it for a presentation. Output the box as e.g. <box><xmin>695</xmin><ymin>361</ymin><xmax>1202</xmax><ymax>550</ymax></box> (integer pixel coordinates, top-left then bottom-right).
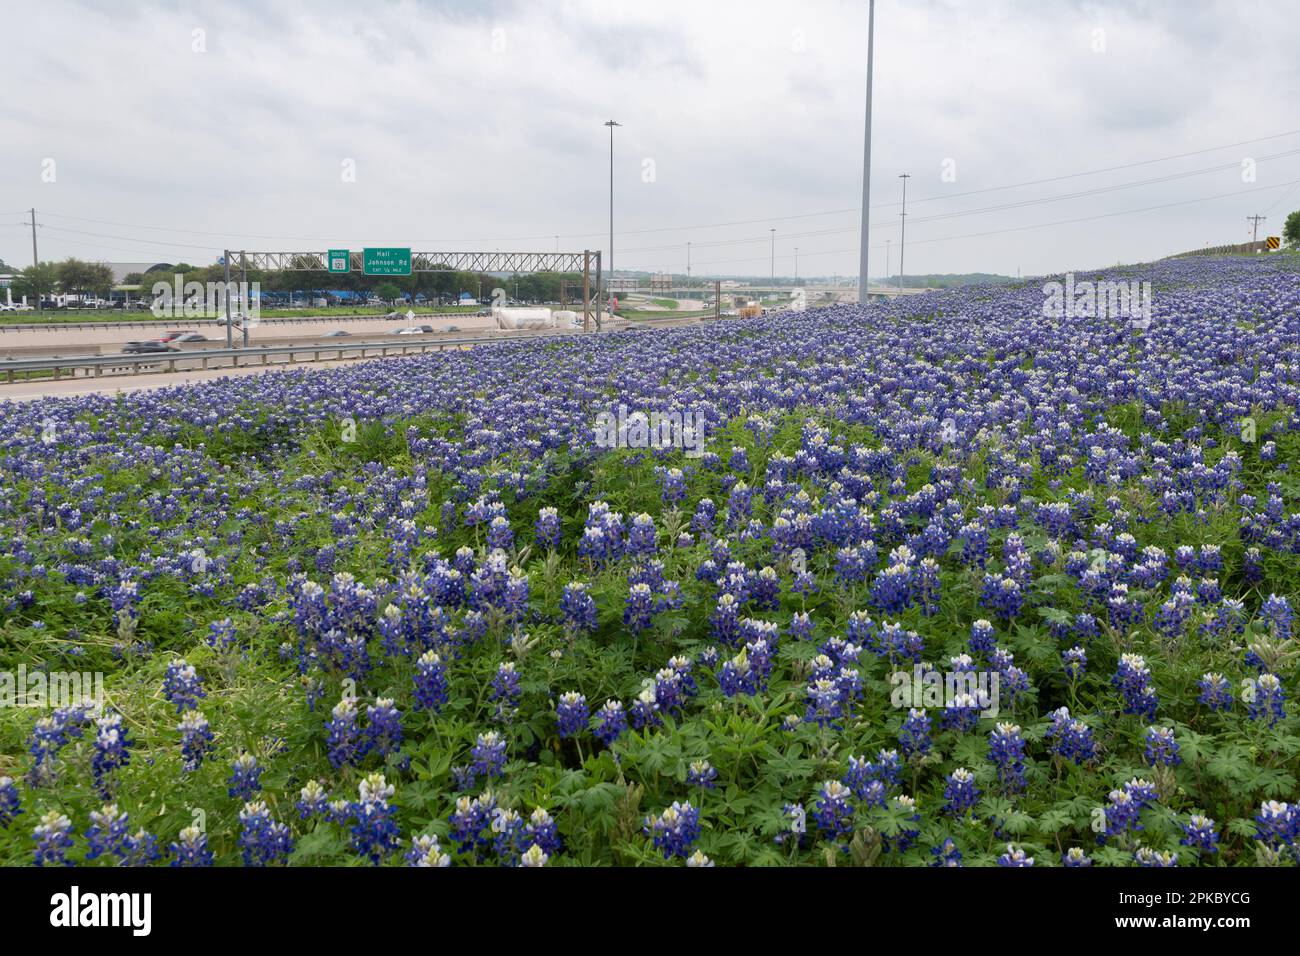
<box><xmin>2</xmin><ymin>255</ymin><xmax>1299</xmax><ymax>868</ymax></box>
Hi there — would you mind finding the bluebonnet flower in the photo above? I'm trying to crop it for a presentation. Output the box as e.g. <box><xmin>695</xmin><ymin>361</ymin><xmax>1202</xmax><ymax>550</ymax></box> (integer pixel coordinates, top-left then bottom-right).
<box><xmin>980</xmin><ymin>573</ymin><xmax>1023</xmax><ymax>619</ymax></box>
<box><xmin>788</xmin><ymin>611</ymin><xmax>814</xmax><ymax>641</ymax></box>
<box><xmin>239</xmin><ymin>800</ymin><xmax>292</xmax><ymax>866</ymax></box>
<box><xmin>560</xmin><ymin>582</ymin><xmax>598</xmax><ymax>634</ymax></box>
<box><xmin>1143</xmin><ymin>726</ymin><xmax>1181</xmax><ymax>767</ymax></box>
<box><xmin>685</xmin><ymin>850</ymin><xmax>713</xmax><ymax>867</ymax></box>
<box><xmin>177</xmin><ymin>710</ymin><xmax>214</xmax><ymax>772</ymax></box>
<box><xmin>518</xmin><ymin>844</ymin><xmax>549</xmax><ymax>867</ymax></box>
<box><xmin>930</xmin><ymin>838</ymin><xmax>962</xmax><ymax>867</ymax></box>
<box><xmin>941</xmin><ymin>693</ymin><xmax>982</xmax><ymax>733</ymax></box>
<box><xmin>630</xmin><ymin>687</ymin><xmax>662</xmax><ymax>730</ymax></box>
<box><xmin>1198</xmin><ymin>672</ymin><xmax>1233</xmax><ymax>711</ymax></box>
<box><xmin>1255</xmin><ymin>801</ymin><xmax>1298</xmax><ymax>853</ymax></box>
<box><xmin>556</xmin><ymin>691</ymin><xmax>589</xmax><ymax>738</ymax></box>
<box><xmin>407</xmin><ymin>834</ymin><xmax>452</xmax><ymax>867</ymax></box>
<box><xmin>593</xmin><ymin>699</ymin><xmax>627</xmax><ymax>746</ymax></box>
<box><xmin>486</xmin><ymin>515</ymin><xmax>514</xmax><ymax>552</ymax></box>
<box><xmin>942</xmin><ymin>768</ymin><xmax>980</xmax><ymax>816</ymax></box>
<box><xmin>524</xmin><ymin>807</ymin><xmax>562</xmax><ymax>856</ymax></box>
<box><xmin>91</xmin><ymin>712</ymin><xmax>131</xmax><ymax>797</ymax></box>
<box><xmin>86</xmin><ymin>803</ymin><xmax>131</xmax><ymax>861</ymax></box>
<box><xmin>1062</xmin><ymin>847</ymin><xmax>1093</xmax><ymax>867</ymax></box>
<box><xmin>1113</xmin><ymin>653</ymin><xmax>1158</xmax><ymax>720</ymax></box>
<box><xmin>1246</xmin><ymin>673</ymin><xmax>1285</xmax><ymax>726</ymax></box>
<box><xmin>997</xmin><ymin>844</ymin><xmax>1034</xmax><ymax>867</ymax></box>
<box><xmin>534</xmin><ymin>506</ymin><xmax>562</xmax><ymax>550</ymax></box>
<box><xmin>350</xmin><ymin>772</ymin><xmax>401</xmax><ymax>865</ymax></box>
<box><xmin>0</xmin><ymin>777</ymin><xmax>21</xmax><ymax>828</ymax></box>
<box><xmin>645</xmin><ymin>802</ymin><xmax>701</xmax><ymax>859</ymax></box>
<box><xmin>25</xmin><ymin>706</ymin><xmax>88</xmax><ymax>786</ymax></box>
<box><xmin>627</xmin><ymin>513</ymin><xmax>657</xmax><ymax>556</ymax></box>
<box><xmin>296</xmin><ymin>780</ymin><xmax>329</xmax><ymax>819</ymax></box>
<box><xmin>1261</xmin><ymin>594</ymin><xmax>1293</xmax><ymax>641</ymax></box>
<box><xmin>365</xmin><ymin>697</ymin><xmax>403</xmax><ymax>758</ymax></box>
<box><xmin>623</xmin><ymin>582</ymin><xmax>656</xmax><ymax>633</ymax></box>
<box><xmin>1134</xmin><ymin>846</ymin><xmax>1178</xmax><ymax>867</ymax></box>
<box><xmin>872</xmin><ymin>563</ymin><xmax>914</xmax><ymax>614</ymax></box>
<box><xmin>687</xmin><ymin>759</ymin><xmax>718</xmax><ymax>789</ymax></box>
<box><xmin>33</xmin><ymin>811</ymin><xmax>75</xmax><ymax>866</ymax></box>
<box><xmin>207</xmin><ymin>618</ymin><xmax>239</xmax><ymax>650</ymax></box>
<box><xmin>325</xmin><ymin>697</ymin><xmax>363</xmax><ymax>769</ymax></box>
<box><xmin>226</xmin><ymin>752</ymin><xmax>263</xmax><ymax>801</ymax></box>
<box><xmin>491</xmin><ymin>662</ymin><xmax>522</xmax><ymax>721</ymax></box>
<box><xmin>969</xmin><ymin>619</ymin><xmax>997</xmax><ymax>656</ymax></box>
<box><xmin>1181</xmin><ymin>815</ymin><xmax>1219</xmax><ymax>855</ymax></box>
<box><xmin>1062</xmin><ymin>645</ymin><xmax>1087</xmax><ymax>680</ymax></box>
<box><xmin>413</xmin><ymin>650</ymin><xmax>449</xmax><ymax>712</ymax></box>
<box><xmin>812</xmin><ymin>780</ymin><xmax>856</xmax><ymax>842</ymax></box>
<box><xmin>989</xmin><ymin>722</ymin><xmax>1027</xmax><ymax>793</ymax></box>
<box><xmin>915</xmin><ymin>558</ymin><xmax>941</xmax><ymax>615</ymax></box>
<box><xmin>169</xmin><ymin>825</ymin><xmax>214</xmax><ymax>867</ymax></box>
<box><xmin>899</xmin><ymin>708</ymin><xmax>932</xmax><ymax>758</ymax></box>
<box><xmin>448</xmin><ymin>790</ymin><xmax>496</xmax><ymax>856</ymax></box>
<box><xmin>471</xmin><ymin>731</ymin><xmax>507</xmax><ymax>780</ymax></box>
<box><xmin>1045</xmin><ymin>707</ymin><xmax>1096</xmax><ymax>765</ymax></box>
<box><xmin>162</xmin><ymin>659</ymin><xmax>205</xmax><ymax>713</ymax></box>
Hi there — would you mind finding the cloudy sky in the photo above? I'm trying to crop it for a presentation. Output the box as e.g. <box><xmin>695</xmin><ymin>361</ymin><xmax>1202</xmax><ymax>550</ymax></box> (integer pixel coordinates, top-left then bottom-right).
<box><xmin>2</xmin><ymin>0</ymin><xmax>1298</xmax><ymax>280</ymax></box>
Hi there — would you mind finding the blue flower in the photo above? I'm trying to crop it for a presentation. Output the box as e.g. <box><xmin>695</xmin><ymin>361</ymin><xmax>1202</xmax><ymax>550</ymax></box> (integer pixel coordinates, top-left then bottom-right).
<box><xmin>1180</xmin><ymin>814</ymin><xmax>1219</xmax><ymax>855</ymax></box>
<box><xmin>1143</xmin><ymin>725</ymin><xmax>1181</xmax><ymax>767</ymax></box>
<box><xmin>1246</xmin><ymin>673</ymin><xmax>1286</xmax><ymax>726</ymax></box>
<box><xmin>91</xmin><ymin>712</ymin><xmax>131</xmax><ymax>797</ymax></box>
<box><xmin>930</xmin><ymin>837</ymin><xmax>962</xmax><ymax>867</ymax></box>
<box><xmin>349</xmin><ymin>773</ymin><xmax>401</xmax><ymax>865</ymax></box>
<box><xmin>593</xmin><ymin>699</ymin><xmax>627</xmax><ymax>746</ymax></box>
<box><xmin>471</xmin><ymin>731</ymin><xmax>507</xmax><ymax>780</ymax></box>
<box><xmin>169</xmin><ymin>825</ymin><xmax>214</xmax><ymax>867</ymax></box>
<box><xmin>812</xmin><ymin>780</ymin><xmax>856</xmax><ymax>842</ymax></box>
<box><xmin>325</xmin><ymin>697</ymin><xmax>363</xmax><ymax>769</ymax></box>
<box><xmin>899</xmin><ymin>708</ymin><xmax>932</xmax><ymax>758</ymax></box>
<box><xmin>1062</xmin><ymin>847</ymin><xmax>1093</xmax><ymax>867</ymax></box>
<box><xmin>1113</xmin><ymin>653</ymin><xmax>1158</xmax><ymax>720</ymax></box>
<box><xmin>239</xmin><ymin>800</ymin><xmax>293</xmax><ymax>866</ymax></box>
<box><xmin>989</xmin><ymin>722</ymin><xmax>1027</xmax><ymax>793</ymax></box>
<box><xmin>163</xmin><ymin>659</ymin><xmax>206</xmax><ymax>713</ymax></box>
<box><xmin>942</xmin><ymin>767</ymin><xmax>980</xmax><ymax>817</ymax></box>
<box><xmin>227</xmin><ymin>753</ymin><xmax>264</xmax><ymax>801</ymax></box>
<box><xmin>414</xmin><ymin>650</ymin><xmax>449</xmax><ymax>712</ymax></box>
<box><xmin>997</xmin><ymin>843</ymin><xmax>1034</xmax><ymax>867</ymax></box>
<box><xmin>687</xmin><ymin>759</ymin><xmax>718</xmax><ymax>789</ymax></box>
<box><xmin>1197</xmin><ymin>672</ymin><xmax>1233</xmax><ymax>711</ymax></box>
<box><xmin>406</xmin><ymin>834</ymin><xmax>451</xmax><ymax>867</ymax></box>
<box><xmin>556</xmin><ymin>691</ymin><xmax>589</xmax><ymax>739</ymax></box>
<box><xmin>560</xmin><ymin>582</ymin><xmax>598</xmax><ymax>634</ymax></box>
<box><xmin>0</xmin><ymin>776</ymin><xmax>21</xmax><ymax>828</ymax></box>
<box><xmin>33</xmin><ymin>811</ymin><xmax>75</xmax><ymax>867</ymax></box>
<box><xmin>645</xmin><ymin>801</ymin><xmax>701</xmax><ymax>859</ymax></box>
<box><xmin>177</xmin><ymin>710</ymin><xmax>214</xmax><ymax>772</ymax></box>
<box><xmin>365</xmin><ymin>697</ymin><xmax>403</xmax><ymax>758</ymax></box>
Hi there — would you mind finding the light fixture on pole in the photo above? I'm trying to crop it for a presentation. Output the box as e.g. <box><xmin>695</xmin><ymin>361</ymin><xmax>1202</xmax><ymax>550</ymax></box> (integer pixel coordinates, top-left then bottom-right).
<box><xmin>857</xmin><ymin>0</ymin><xmax>875</xmax><ymax>304</ymax></box>
<box><xmin>604</xmin><ymin>120</ymin><xmax>621</xmax><ymax>310</ymax></box>
<box><xmin>898</xmin><ymin>173</ymin><xmax>910</xmax><ymax>292</ymax></box>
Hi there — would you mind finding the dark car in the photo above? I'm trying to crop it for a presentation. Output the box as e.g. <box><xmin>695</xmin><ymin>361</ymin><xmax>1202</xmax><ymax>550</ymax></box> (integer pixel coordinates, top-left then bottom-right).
<box><xmin>121</xmin><ymin>340</ymin><xmax>180</xmax><ymax>354</ymax></box>
<box><xmin>323</xmin><ymin>330</ymin><xmax>351</xmax><ymax>337</ymax></box>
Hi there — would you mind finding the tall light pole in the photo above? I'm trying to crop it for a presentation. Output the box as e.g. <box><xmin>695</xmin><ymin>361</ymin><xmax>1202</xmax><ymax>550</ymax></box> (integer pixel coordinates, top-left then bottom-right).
<box><xmin>885</xmin><ymin>238</ymin><xmax>891</xmax><ymax>283</ymax></box>
<box><xmin>604</xmin><ymin>120</ymin><xmax>621</xmax><ymax>308</ymax></box>
<box><xmin>898</xmin><ymin>173</ymin><xmax>911</xmax><ymax>292</ymax></box>
<box><xmin>857</xmin><ymin>0</ymin><xmax>875</xmax><ymax>304</ymax></box>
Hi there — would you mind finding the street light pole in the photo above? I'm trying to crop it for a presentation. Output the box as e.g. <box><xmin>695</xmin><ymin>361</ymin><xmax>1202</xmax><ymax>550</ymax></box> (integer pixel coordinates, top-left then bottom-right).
<box><xmin>898</xmin><ymin>173</ymin><xmax>911</xmax><ymax>293</ymax></box>
<box><xmin>857</xmin><ymin>0</ymin><xmax>875</xmax><ymax>304</ymax></box>
<box><xmin>604</xmin><ymin>120</ymin><xmax>621</xmax><ymax>310</ymax></box>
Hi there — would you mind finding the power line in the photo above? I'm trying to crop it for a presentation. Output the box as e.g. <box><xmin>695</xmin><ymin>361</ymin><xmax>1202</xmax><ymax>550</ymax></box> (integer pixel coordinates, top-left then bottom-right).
<box><xmin>30</xmin><ymin>128</ymin><xmax>1300</xmax><ymax>247</ymax></box>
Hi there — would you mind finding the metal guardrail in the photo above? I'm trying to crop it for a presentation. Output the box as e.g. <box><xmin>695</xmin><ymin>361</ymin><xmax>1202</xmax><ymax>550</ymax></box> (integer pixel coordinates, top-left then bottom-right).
<box><xmin>0</xmin><ymin>333</ymin><xmax>570</xmax><ymax>384</ymax></box>
<box><xmin>0</xmin><ymin>311</ymin><xmax>482</xmax><ymax>333</ymax></box>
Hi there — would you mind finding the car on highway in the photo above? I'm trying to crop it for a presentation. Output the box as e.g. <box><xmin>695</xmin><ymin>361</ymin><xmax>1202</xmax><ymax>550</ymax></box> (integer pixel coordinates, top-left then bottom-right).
<box><xmin>392</xmin><ymin>325</ymin><xmax>435</xmax><ymax>335</ymax></box>
<box><xmin>173</xmin><ymin>333</ymin><xmax>209</xmax><ymax>343</ymax></box>
<box><xmin>121</xmin><ymin>340</ymin><xmax>181</xmax><ymax>354</ymax></box>
<box><xmin>158</xmin><ymin>330</ymin><xmax>188</xmax><ymax>342</ymax></box>
<box><xmin>323</xmin><ymin>330</ymin><xmax>351</xmax><ymax>337</ymax></box>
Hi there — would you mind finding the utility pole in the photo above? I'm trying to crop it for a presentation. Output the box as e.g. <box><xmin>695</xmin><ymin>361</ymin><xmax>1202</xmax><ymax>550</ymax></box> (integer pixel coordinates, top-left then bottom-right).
<box><xmin>1247</xmin><ymin>214</ymin><xmax>1267</xmax><ymax>248</ymax></box>
<box><xmin>898</xmin><ymin>173</ymin><xmax>911</xmax><ymax>292</ymax></box>
<box><xmin>28</xmin><ymin>208</ymin><xmax>40</xmax><ymax>312</ymax></box>
<box><xmin>604</xmin><ymin>120</ymin><xmax>621</xmax><ymax>313</ymax></box>
<box><xmin>857</xmin><ymin>0</ymin><xmax>875</xmax><ymax>304</ymax></box>
<box><xmin>223</xmin><ymin>250</ymin><xmax>233</xmax><ymax>349</ymax></box>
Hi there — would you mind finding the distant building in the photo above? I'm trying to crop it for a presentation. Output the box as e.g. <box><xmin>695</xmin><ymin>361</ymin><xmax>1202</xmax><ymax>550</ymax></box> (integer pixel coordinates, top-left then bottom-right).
<box><xmin>101</xmin><ymin>262</ymin><xmax>176</xmax><ymax>284</ymax></box>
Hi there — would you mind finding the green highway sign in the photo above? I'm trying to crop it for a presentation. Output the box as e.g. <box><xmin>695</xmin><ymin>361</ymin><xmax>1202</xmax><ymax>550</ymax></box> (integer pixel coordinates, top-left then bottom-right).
<box><xmin>327</xmin><ymin>249</ymin><xmax>350</xmax><ymax>273</ymax></box>
<box><xmin>363</xmin><ymin>247</ymin><xmax>412</xmax><ymax>276</ymax></box>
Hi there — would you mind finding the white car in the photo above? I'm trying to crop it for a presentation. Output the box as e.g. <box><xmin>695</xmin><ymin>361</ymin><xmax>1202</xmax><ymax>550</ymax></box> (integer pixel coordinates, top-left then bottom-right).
<box><xmin>392</xmin><ymin>325</ymin><xmax>434</xmax><ymax>335</ymax></box>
